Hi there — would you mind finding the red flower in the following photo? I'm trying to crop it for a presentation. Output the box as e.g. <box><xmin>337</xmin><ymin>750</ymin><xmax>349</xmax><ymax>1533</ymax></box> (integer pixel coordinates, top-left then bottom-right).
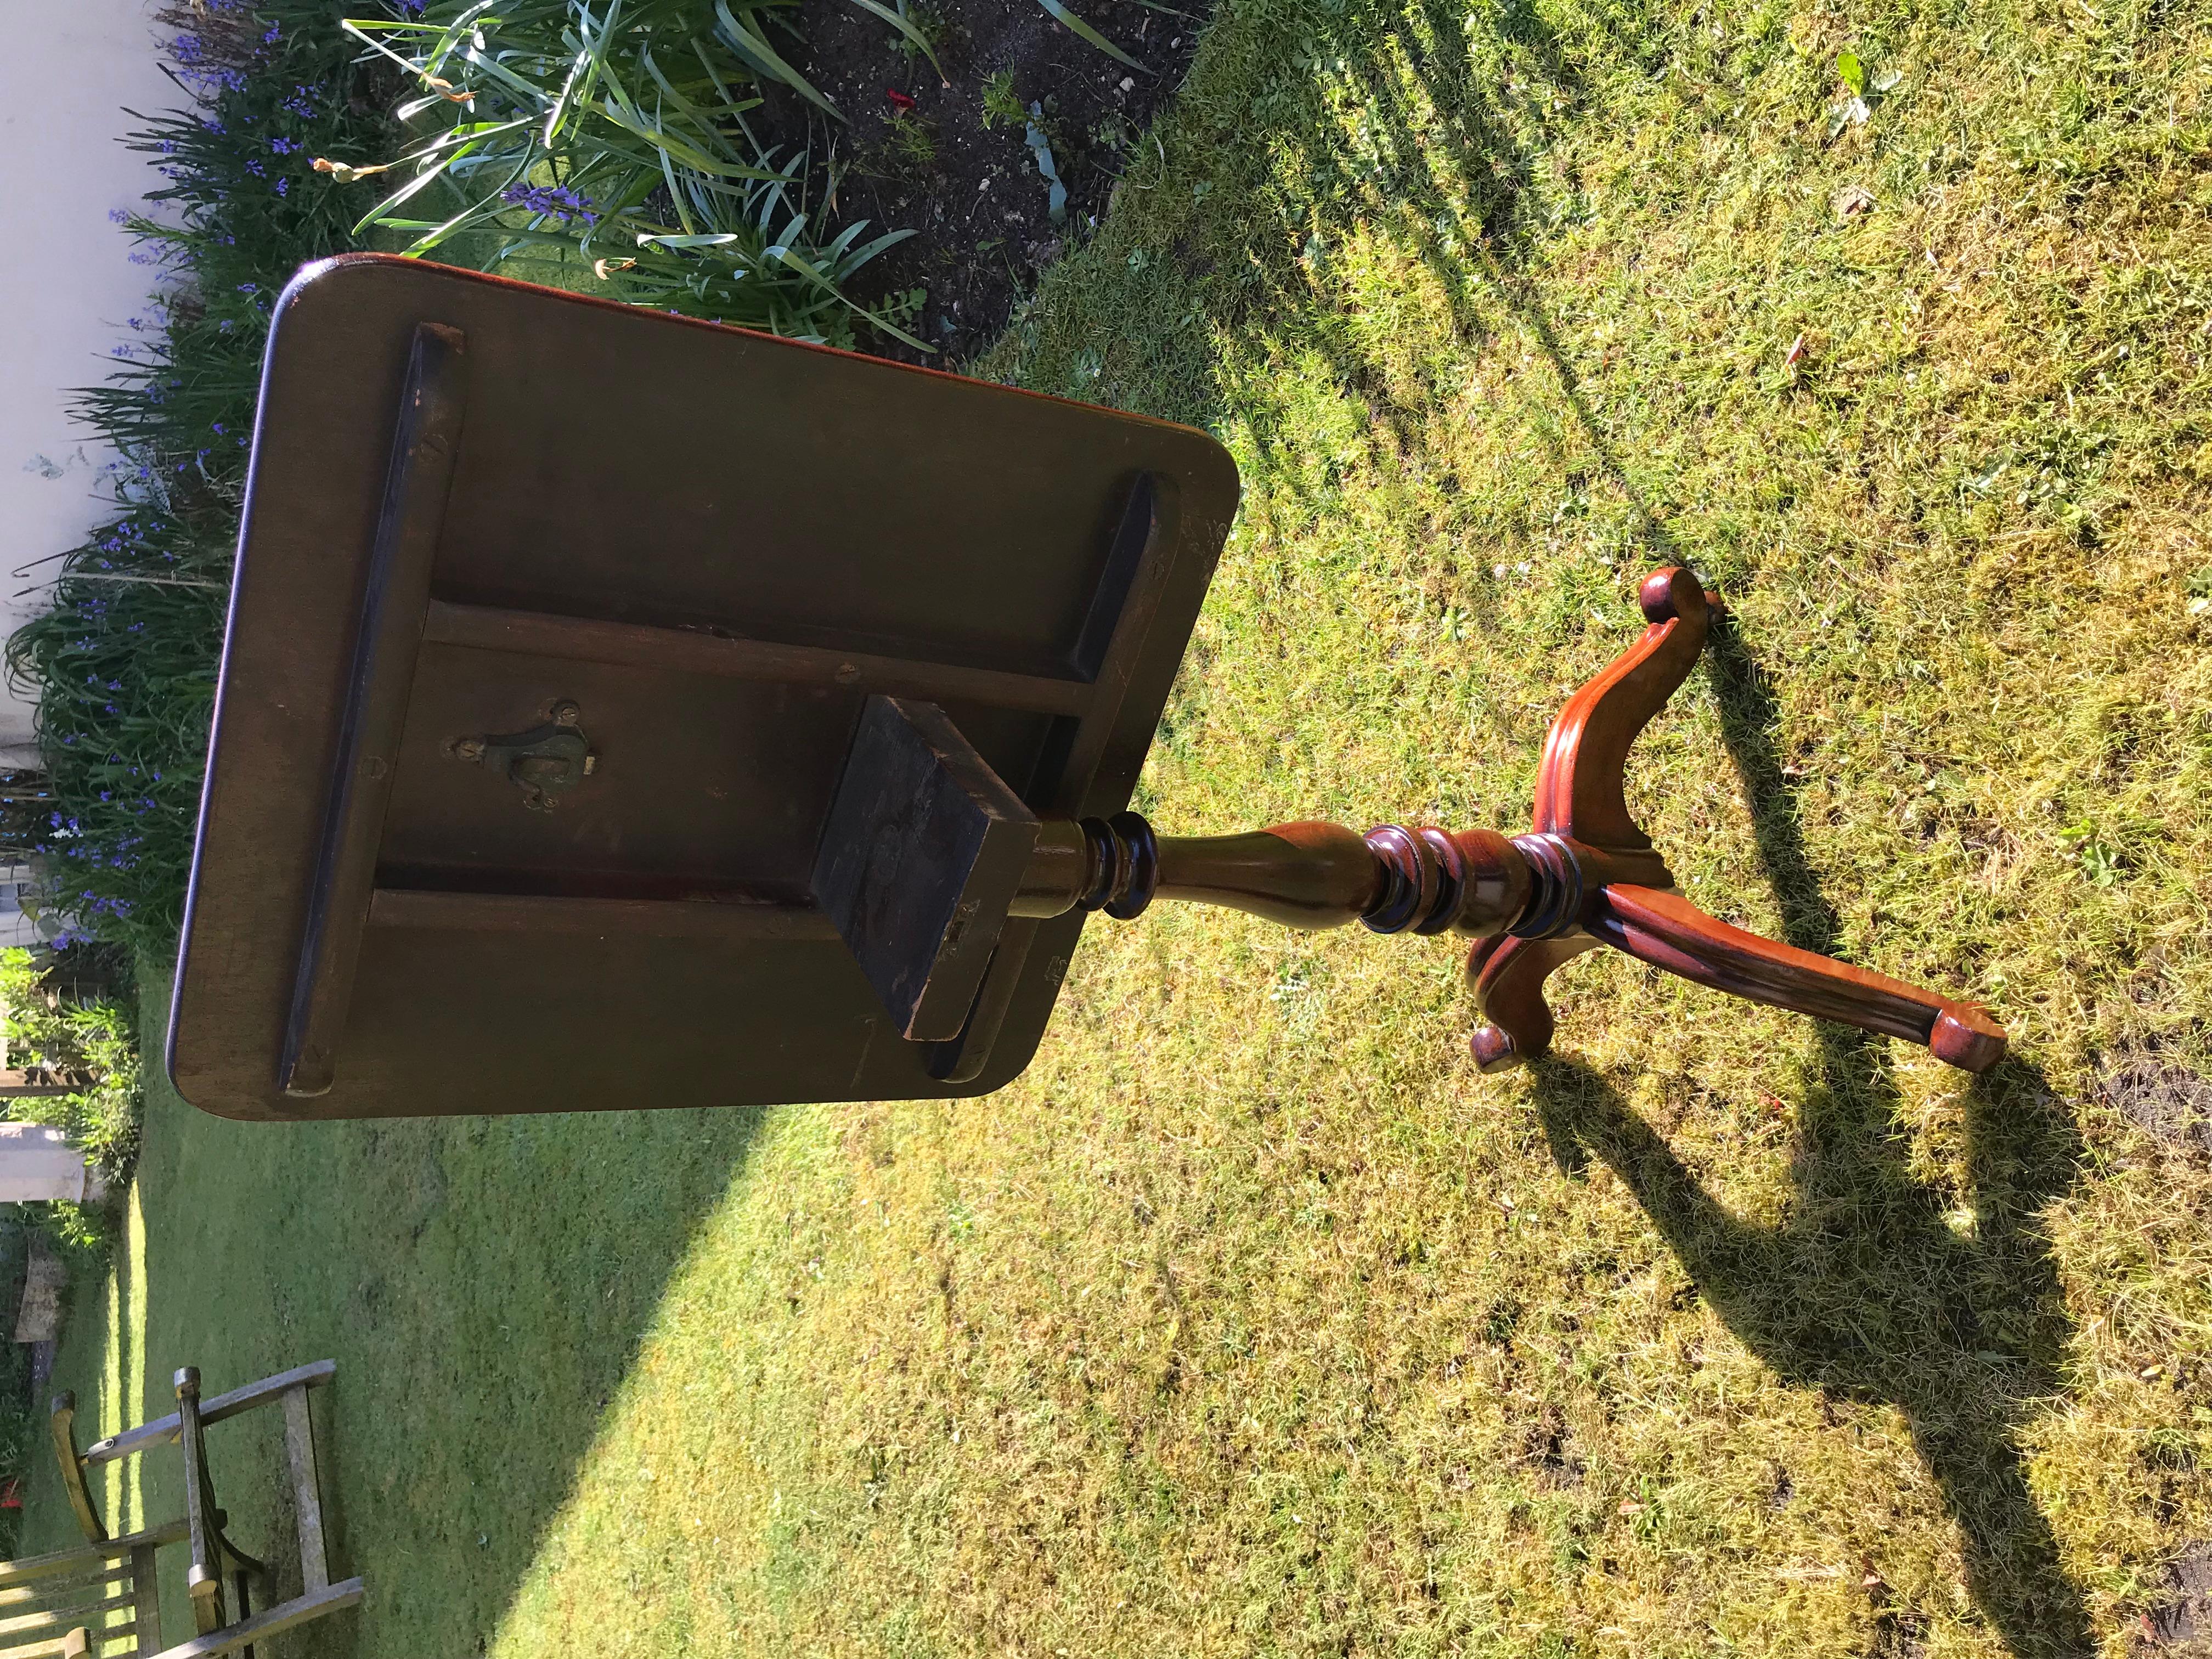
<box><xmin>886</xmin><ymin>88</ymin><xmax>916</xmax><ymax>111</ymax></box>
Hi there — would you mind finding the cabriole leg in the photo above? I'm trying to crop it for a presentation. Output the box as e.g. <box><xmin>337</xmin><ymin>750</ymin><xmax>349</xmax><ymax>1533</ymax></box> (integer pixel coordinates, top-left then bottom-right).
<box><xmin>1466</xmin><ymin>933</ymin><xmax>1600</xmax><ymax>1072</ymax></box>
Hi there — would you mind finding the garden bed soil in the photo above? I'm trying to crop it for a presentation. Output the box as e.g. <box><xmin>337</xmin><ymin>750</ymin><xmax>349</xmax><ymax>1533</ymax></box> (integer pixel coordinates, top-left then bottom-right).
<box><xmin>772</xmin><ymin>0</ymin><xmax>1208</xmax><ymax>362</ymax></box>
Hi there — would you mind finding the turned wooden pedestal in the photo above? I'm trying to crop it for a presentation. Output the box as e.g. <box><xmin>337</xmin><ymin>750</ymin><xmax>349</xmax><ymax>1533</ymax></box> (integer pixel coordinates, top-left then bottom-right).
<box><xmin>964</xmin><ymin>567</ymin><xmax>2005</xmax><ymax>1074</ymax></box>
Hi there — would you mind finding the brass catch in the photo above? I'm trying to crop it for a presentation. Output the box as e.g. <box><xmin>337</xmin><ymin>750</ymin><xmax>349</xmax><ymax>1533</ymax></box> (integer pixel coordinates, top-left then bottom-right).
<box><xmin>449</xmin><ymin>699</ymin><xmax>596</xmax><ymax>812</ymax></box>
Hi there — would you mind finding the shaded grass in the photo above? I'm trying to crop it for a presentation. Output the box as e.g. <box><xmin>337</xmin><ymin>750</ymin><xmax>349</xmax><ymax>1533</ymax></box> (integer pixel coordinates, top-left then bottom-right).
<box><xmin>26</xmin><ymin>0</ymin><xmax>2212</xmax><ymax>1654</ymax></box>
<box><xmin>18</xmin><ymin>972</ymin><xmax>771</xmax><ymax>1657</ymax></box>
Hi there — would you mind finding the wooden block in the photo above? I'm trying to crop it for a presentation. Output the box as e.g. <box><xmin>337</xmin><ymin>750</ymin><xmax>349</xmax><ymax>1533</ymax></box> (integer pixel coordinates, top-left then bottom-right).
<box><xmin>280</xmin><ymin>1388</ymin><xmax>328</xmax><ymax>1592</ymax></box>
<box><xmin>129</xmin><ymin>1545</ymin><xmax>160</xmax><ymax>1655</ymax></box>
<box><xmin>280</xmin><ymin>323</ymin><xmax>467</xmax><ymax>1099</ymax></box>
<box><xmin>13</xmin><ymin>1238</ymin><xmax>64</xmax><ymax>1345</ymax></box>
<box><xmin>814</xmin><ymin>699</ymin><xmax>1039</xmax><ymax>1042</ymax></box>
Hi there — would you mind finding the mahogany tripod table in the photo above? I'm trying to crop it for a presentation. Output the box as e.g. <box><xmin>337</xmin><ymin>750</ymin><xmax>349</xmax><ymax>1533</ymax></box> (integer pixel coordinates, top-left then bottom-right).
<box><xmin>167</xmin><ymin>256</ymin><xmax>2000</xmax><ymax>1121</ymax></box>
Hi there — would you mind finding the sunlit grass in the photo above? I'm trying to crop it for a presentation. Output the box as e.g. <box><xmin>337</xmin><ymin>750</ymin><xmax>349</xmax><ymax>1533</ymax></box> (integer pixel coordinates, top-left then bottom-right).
<box><xmin>22</xmin><ymin>0</ymin><xmax>2212</xmax><ymax>1654</ymax></box>
<box><xmin>483</xmin><ymin>0</ymin><xmax>2211</xmax><ymax>1649</ymax></box>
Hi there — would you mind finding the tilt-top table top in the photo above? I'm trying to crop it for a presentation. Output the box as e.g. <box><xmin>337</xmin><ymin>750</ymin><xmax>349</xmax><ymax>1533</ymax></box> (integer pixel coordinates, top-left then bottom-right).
<box><xmin>169</xmin><ymin>255</ymin><xmax>1238</xmax><ymax>1120</ymax></box>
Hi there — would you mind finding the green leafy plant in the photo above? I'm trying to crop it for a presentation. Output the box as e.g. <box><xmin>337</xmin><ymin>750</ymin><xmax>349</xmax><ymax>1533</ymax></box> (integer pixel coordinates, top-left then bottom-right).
<box><xmin>882</xmin><ymin>110</ymin><xmax>938</xmax><ymax>172</ymax></box>
<box><xmin>2182</xmin><ymin>562</ymin><xmax>2212</xmax><ymax>611</ymax></box>
<box><xmin>1036</xmin><ymin>0</ymin><xmax>1143</xmax><ymax>70</ymax></box>
<box><xmin>2058</xmin><ymin>819</ymin><xmax>2122</xmax><ymax>886</ymax></box>
<box><xmin>980</xmin><ymin>67</ymin><xmax>1024</xmax><ymax>130</ymax></box>
<box><xmin>889</xmin><ymin>0</ymin><xmax>953</xmax><ymax>76</ymax></box>
<box><xmin>0</xmin><ymin>949</ymin><xmax>140</xmax><ymax>1180</ymax></box>
<box><xmin>338</xmin><ymin>4</ymin><xmax>925</xmax><ymax>349</ymax></box>
<box><xmin>1827</xmin><ymin>47</ymin><xmax>1903</xmax><ymax>138</ymax></box>
<box><xmin>1091</xmin><ymin>111</ymin><xmax>1138</xmax><ymax>157</ymax></box>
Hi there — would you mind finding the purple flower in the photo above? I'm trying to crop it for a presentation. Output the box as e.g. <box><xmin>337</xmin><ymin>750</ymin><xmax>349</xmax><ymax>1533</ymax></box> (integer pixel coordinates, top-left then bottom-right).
<box><xmin>501</xmin><ymin>182</ymin><xmax>601</xmax><ymax>225</ymax></box>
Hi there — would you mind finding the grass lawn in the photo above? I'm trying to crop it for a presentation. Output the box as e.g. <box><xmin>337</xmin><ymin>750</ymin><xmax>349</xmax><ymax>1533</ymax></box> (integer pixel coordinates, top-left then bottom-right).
<box><xmin>22</xmin><ymin>0</ymin><xmax>2212</xmax><ymax>1653</ymax></box>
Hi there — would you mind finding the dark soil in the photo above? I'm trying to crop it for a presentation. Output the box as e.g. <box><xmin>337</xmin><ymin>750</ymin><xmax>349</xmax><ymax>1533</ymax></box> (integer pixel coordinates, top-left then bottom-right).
<box><xmin>2097</xmin><ymin>1039</ymin><xmax>2212</xmax><ymax>1161</ymax></box>
<box><xmin>2144</xmin><ymin>1542</ymin><xmax>2212</xmax><ymax>1652</ymax></box>
<box><xmin>768</xmin><ymin>0</ymin><xmax>1211</xmax><ymax>362</ymax></box>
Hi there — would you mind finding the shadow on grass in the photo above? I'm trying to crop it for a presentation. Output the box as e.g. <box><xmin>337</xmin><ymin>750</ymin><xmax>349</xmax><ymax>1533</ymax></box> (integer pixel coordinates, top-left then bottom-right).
<box><xmin>1514</xmin><ymin>190</ymin><xmax>2095</xmax><ymax>1659</ymax></box>
<box><xmin>1526</xmin><ymin>380</ymin><xmax>2092</xmax><ymax>1646</ymax></box>
<box><xmin>254</xmin><ymin>1106</ymin><xmax>772</xmax><ymax>1659</ymax></box>
<box><xmin>1528</xmin><ymin>1048</ymin><xmax>2087</xmax><ymax>1656</ymax></box>
<box><xmin>1147</xmin><ymin>2</ymin><xmax>2096</xmax><ymax>1650</ymax></box>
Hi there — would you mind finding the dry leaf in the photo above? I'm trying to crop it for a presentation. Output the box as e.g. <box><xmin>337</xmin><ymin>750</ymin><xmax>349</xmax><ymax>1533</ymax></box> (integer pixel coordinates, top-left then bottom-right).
<box><xmin>1832</xmin><ymin>183</ymin><xmax>1876</xmax><ymax>220</ymax></box>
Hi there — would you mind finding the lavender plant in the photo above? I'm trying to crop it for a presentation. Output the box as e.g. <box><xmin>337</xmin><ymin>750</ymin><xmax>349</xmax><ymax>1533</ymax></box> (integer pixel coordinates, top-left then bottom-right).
<box><xmin>5</xmin><ymin>2</ymin><xmax>399</xmax><ymax>957</ymax></box>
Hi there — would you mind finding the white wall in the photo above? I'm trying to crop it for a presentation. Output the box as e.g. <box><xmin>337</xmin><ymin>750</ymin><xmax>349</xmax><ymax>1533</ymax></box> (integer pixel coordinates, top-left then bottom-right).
<box><xmin>0</xmin><ymin>1</ymin><xmax>181</xmax><ymax>769</ymax></box>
